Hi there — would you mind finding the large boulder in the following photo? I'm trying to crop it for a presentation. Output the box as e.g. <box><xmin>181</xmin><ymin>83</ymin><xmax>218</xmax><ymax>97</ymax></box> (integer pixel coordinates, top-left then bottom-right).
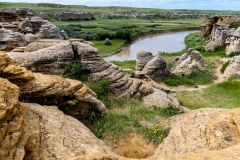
<box><xmin>7</xmin><ymin>40</ymin><xmax>74</xmax><ymax>75</ymax></box>
<box><xmin>39</xmin><ymin>23</ymin><xmax>69</xmax><ymax>40</ymax></box>
<box><xmin>148</xmin><ymin>108</ymin><xmax>240</xmax><ymax>160</ymax></box>
<box><xmin>223</xmin><ymin>56</ymin><xmax>240</xmax><ymax>78</ymax></box>
<box><xmin>0</xmin><ymin>29</ymin><xmax>27</xmax><ymax>51</ymax></box>
<box><xmin>135</xmin><ymin>50</ymin><xmax>154</xmax><ymax>71</ymax></box>
<box><xmin>1</xmin><ymin>51</ymin><xmax>108</xmax><ymax>119</ymax></box>
<box><xmin>141</xmin><ymin>55</ymin><xmax>171</xmax><ymax>81</ymax></box>
<box><xmin>171</xmin><ymin>48</ymin><xmax>204</xmax><ymax>75</ymax></box>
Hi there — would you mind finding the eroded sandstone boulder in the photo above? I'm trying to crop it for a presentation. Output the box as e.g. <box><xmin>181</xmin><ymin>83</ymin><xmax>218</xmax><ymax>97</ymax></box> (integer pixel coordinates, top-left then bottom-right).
<box><xmin>171</xmin><ymin>48</ymin><xmax>204</xmax><ymax>75</ymax></box>
<box><xmin>225</xmin><ymin>27</ymin><xmax>240</xmax><ymax>55</ymax></box>
<box><xmin>39</xmin><ymin>23</ymin><xmax>69</xmax><ymax>40</ymax></box>
<box><xmin>1</xmin><ymin>51</ymin><xmax>108</xmax><ymax>119</ymax></box>
<box><xmin>0</xmin><ymin>29</ymin><xmax>27</xmax><ymax>51</ymax></box>
<box><xmin>223</xmin><ymin>56</ymin><xmax>240</xmax><ymax>78</ymax></box>
<box><xmin>0</xmin><ymin>78</ymin><xmax>30</xmax><ymax>160</ymax></box>
<box><xmin>141</xmin><ymin>55</ymin><xmax>170</xmax><ymax>81</ymax></box>
<box><xmin>135</xmin><ymin>50</ymin><xmax>154</xmax><ymax>71</ymax></box>
<box><xmin>148</xmin><ymin>108</ymin><xmax>240</xmax><ymax>160</ymax></box>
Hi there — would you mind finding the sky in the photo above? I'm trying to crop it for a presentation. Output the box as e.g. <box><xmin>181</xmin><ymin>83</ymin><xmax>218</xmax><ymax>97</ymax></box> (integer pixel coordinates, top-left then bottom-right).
<box><xmin>2</xmin><ymin>0</ymin><xmax>240</xmax><ymax>11</ymax></box>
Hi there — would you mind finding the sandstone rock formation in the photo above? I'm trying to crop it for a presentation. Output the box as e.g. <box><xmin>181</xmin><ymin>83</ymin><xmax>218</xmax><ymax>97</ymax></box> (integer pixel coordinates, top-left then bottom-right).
<box><xmin>0</xmin><ymin>76</ymin><xmax>117</xmax><ymax>160</ymax></box>
<box><xmin>225</xmin><ymin>27</ymin><xmax>240</xmax><ymax>55</ymax></box>
<box><xmin>7</xmin><ymin>39</ymin><xmax>182</xmax><ymax>108</ymax></box>
<box><xmin>0</xmin><ymin>29</ymin><xmax>27</xmax><ymax>51</ymax></box>
<box><xmin>136</xmin><ymin>50</ymin><xmax>154</xmax><ymax>71</ymax></box>
<box><xmin>148</xmin><ymin>108</ymin><xmax>240</xmax><ymax>160</ymax></box>
<box><xmin>1</xmin><ymin>51</ymin><xmax>108</xmax><ymax>119</ymax></box>
<box><xmin>200</xmin><ymin>16</ymin><xmax>240</xmax><ymax>51</ymax></box>
<box><xmin>223</xmin><ymin>55</ymin><xmax>240</xmax><ymax>78</ymax></box>
<box><xmin>141</xmin><ymin>55</ymin><xmax>170</xmax><ymax>81</ymax></box>
<box><xmin>0</xmin><ymin>78</ymin><xmax>30</xmax><ymax>160</ymax></box>
<box><xmin>0</xmin><ymin>10</ymin><xmax>68</xmax><ymax>51</ymax></box>
<box><xmin>171</xmin><ymin>48</ymin><xmax>204</xmax><ymax>75</ymax></box>
<box><xmin>135</xmin><ymin>50</ymin><xmax>170</xmax><ymax>81</ymax></box>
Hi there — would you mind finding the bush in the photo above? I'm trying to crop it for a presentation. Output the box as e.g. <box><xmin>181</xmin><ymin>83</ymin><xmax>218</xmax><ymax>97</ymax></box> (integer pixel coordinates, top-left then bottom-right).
<box><xmin>104</xmin><ymin>38</ymin><xmax>112</xmax><ymax>45</ymax></box>
<box><xmin>220</xmin><ymin>61</ymin><xmax>230</xmax><ymax>74</ymax></box>
<box><xmin>228</xmin><ymin>51</ymin><xmax>240</xmax><ymax>57</ymax></box>
<box><xmin>63</xmin><ymin>60</ymin><xmax>88</xmax><ymax>81</ymax></box>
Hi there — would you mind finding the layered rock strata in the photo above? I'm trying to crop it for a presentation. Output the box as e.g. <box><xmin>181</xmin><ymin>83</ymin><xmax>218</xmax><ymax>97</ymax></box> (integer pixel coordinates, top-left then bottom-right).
<box><xmin>7</xmin><ymin>39</ymin><xmax>182</xmax><ymax>108</ymax></box>
<box><xmin>171</xmin><ymin>48</ymin><xmax>204</xmax><ymax>75</ymax></box>
<box><xmin>225</xmin><ymin>27</ymin><xmax>240</xmax><ymax>55</ymax></box>
<box><xmin>1</xmin><ymin>51</ymin><xmax>107</xmax><ymax>119</ymax></box>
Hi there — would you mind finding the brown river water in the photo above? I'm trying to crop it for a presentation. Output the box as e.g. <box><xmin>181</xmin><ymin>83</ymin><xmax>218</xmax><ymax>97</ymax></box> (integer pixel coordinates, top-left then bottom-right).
<box><xmin>105</xmin><ymin>30</ymin><xmax>198</xmax><ymax>61</ymax></box>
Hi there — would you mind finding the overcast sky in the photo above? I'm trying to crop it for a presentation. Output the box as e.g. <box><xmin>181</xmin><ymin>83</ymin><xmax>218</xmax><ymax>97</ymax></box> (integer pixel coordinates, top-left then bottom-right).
<box><xmin>2</xmin><ymin>0</ymin><xmax>240</xmax><ymax>10</ymax></box>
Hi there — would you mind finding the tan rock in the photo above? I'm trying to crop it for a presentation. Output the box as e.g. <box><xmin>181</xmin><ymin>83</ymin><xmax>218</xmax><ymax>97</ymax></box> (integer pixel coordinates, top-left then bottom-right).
<box><xmin>171</xmin><ymin>48</ymin><xmax>204</xmax><ymax>75</ymax></box>
<box><xmin>0</xmin><ymin>78</ymin><xmax>30</xmax><ymax>160</ymax></box>
<box><xmin>223</xmin><ymin>55</ymin><xmax>240</xmax><ymax>78</ymax></box>
<box><xmin>1</xmin><ymin>51</ymin><xmax>108</xmax><ymax>119</ymax></box>
<box><xmin>135</xmin><ymin>50</ymin><xmax>154</xmax><ymax>71</ymax></box>
<box><xmin>148</xmin><ymin>108</ymin><xmax>240</xmax><ymax>160</ymax></box>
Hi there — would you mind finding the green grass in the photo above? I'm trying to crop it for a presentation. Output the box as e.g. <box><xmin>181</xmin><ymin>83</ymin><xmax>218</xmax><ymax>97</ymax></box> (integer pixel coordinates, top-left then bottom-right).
<box><xmin>184</xmin><ymin>31</ymin><xmax>203</xmax><ymax>48</ymax></box>
<box><xmin>91</xmin><ymin>39</ymin><xmax>125</xmax><ymax>55</ymax></box>
<box><xmin>177</xmin><ymin>81</ymin><xmax>240</xmax><ymax>110</ymax></box>
<box><xmin>83</xmin><ymin>101</ymin><xmax>180</xmax><ymax>145</ymax></box>
<box><xmin>110</xmin><ymin>60</ymin><xmax>136</xmax><ymax>70</ymax></box>
<box><xmin>163</xmin><ymin>70</ymin><xmax>216</xmax><ymax>86</ymax></box>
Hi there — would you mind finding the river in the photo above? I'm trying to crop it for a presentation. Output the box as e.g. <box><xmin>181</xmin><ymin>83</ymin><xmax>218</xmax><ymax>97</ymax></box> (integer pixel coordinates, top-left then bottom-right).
<box><xmin>105</xmin><ymin>30</ymin><xmax>198</xmax><ymax>61</ymax></box>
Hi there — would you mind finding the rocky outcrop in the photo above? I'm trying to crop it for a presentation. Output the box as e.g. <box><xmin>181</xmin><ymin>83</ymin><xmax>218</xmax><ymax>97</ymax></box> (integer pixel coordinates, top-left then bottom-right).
<box><xmin>0</xmin><ymin>9</ymin><xmax>33</xmax><ymax>23</ymax></box>
<box><xmin>141</xmin><ymin>55</ymin><xmax>170</xmax><ymax>81</ymax></box>
<box><xmin>0</xmin><ymin>29</ymin><xmax>27</xmax><ymax>51</ymax></box>
<box><xmin>225</xmin><ymin>27</ymin><xmax>240</xmax><ymax>55</ymax></box>
<box><xmin>23</xmin><ymin>103</ymin><xmax>116</xmax><ymax>160</ymax></box>
<box><xmin>148</xmin><ymin>108</ymin><xmax>240</xmax><ymax>160</ymax></box>
<box><xmin>171</xmin><ymin>48</ymin><xmax>204</xmax><ymax>75</ymax></box>
<box><xmin>136</xmin><ymin>50</ymin><xmax>154</xmax><ymax>71</ymax></box>
<box><xmin>0</xmin><ymin>11</ymin><xmax>68</xmax><ymax>51</ymax></box>
<box><xmin>1</xmin><ymin>51</ymin><xmax>108</xmax><ymax>119</ymax></box>
<box><xmin>0</xmin><ymin>77</ymin><xmax>117</xmax><ymax>160</ymax></box>
<box><xmin>223</xmin><ymin>56</ymin><xmax>240</xmax><ymax>78</ymax></box>
<box><xmin>8</xmin><ymin>39</ymin><xmax>182</xmax><ymax>108</ymax></box>
<box><xmin>201</xmin><ymin>16</ymin><xmax>240</xmax><ymax>51</ymax></box>
<box><xmin>55</xmin><ymin>11</ymin><xmax>94</xmax><ymax>20</ymax></box>
<box><xmin>7</xmin><ymin>41</ymin><xmax>74</xmax><ymax>75</ymax></box>
<box><xmin>135</xmin><ymin>50</ymin><xmax>170</xmax><ymax>81</ymax></box>
<box><xmin>0</xmin><ymin>78</ymin><xmax>30</xmax><ymax>160</ymax></box>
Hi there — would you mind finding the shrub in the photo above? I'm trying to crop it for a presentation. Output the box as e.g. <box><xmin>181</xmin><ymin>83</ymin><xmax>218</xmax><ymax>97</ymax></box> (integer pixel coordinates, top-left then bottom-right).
<box><xmin>220</xmin><ymin>60</ymin><xmax>230</xmax><ymax>74</ymax></box>
<box><xmin>65</xmin><ymin>99</ymin><xmax>78</xmax><ymax>110</ymax></box>
<box><xmin>104</xmin><ymin>38</ymin><xmax>112</xmax><ymax>45</ymax></box>
<box><xmin>63</xmin><ymin>60</ymin><xmax>88</xmax><ymax>81</ymax></box>
<box><xmin>228</xmin><ymin>51</ymin><xmax>240</xmax><ymax>57</ymax></box>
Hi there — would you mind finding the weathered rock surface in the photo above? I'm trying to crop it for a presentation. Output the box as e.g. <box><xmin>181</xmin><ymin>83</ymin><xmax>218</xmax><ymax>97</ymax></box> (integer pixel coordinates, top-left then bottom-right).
<box><xmin>7</xmin><ymin>39</ymin><xmax>182</xmax><ymax>108</ymax></box>
<box><xmin>0</xmin><ymin>78</ymin><xmax>30</xmax><ymax>160</ymax></box>
<box><xmin>201</xmin><ymin>16</ymin><xmax>240</xmax><ymax>51</ymax></box>
<box><xmin>1</xmin><ymin>51</ymin><xmax>108</xmax><ymax>119</ymax></box>
<box><xmin>225</xmin><ymin>27</ymin><xmax>240</xmax><ymax>55</ymax></box>
<box><xmin>0</xmin><ymin>29</ymin><xmax>27</xmax><ymax>51</ymax></box>
<box><xmin>135</xmin><ymin>50</ymin><xmax>154</xmax><ymax>71</ymax></box>
<box><xmin>148</xmin><ymin>108</ymin><xmax>240</xmax><ymax>160</ymax></box>
<box><xmin>39</xmin><ymin>23</ymin><xmax>69</xmax><ymax>40</ymax></box>
<box><xmin>171</xmin><ymin>48</ymin><xmax>204</xmax><ymax>75</ymax></box>
<box><xmin>7</xmin><ymin>41</ymin><xmax>73</xmax><ymax>75</ymax></box>
<box><xmin>223</xmin><ymin>55</ymin><xmax>240</xmax><ymax>78</ymax></box>
<box><xmin>72</xmin><ymin>40</ymin><xmax>180</xmax><ymax>108</ymax></box>
<box><xmin>141</xmin><ymin>55</ymin><xmax>170</xmax><ymax>81</ymax></box>
<box><xmin>0</xmin><ymin>76</ymin><xmax>117</xmax><ymax>160</ymax></box>
<box><xmin>23</xmin><ymin>103</ymin><xmax>116</xmax><ymax>160</ymax></box>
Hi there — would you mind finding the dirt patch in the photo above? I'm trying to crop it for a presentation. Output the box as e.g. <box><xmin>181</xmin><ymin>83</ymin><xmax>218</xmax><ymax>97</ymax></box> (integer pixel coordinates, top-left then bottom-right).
<box><xmin>104</xmin><ymin>133</ymin><xmax>157</xmax><ymax>159</ymax></box>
